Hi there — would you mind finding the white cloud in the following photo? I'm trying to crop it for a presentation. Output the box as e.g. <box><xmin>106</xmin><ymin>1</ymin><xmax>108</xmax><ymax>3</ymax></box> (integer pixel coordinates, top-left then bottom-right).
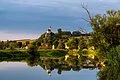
<box><xmin>0</xmin><ymin>31</ymin><xmax>38</xmax><ymax>41</ymax></box>
<box><xmin>0</xmin><ymin>0</ymin><xmax>120</xmax><ymax>40</ymax></box>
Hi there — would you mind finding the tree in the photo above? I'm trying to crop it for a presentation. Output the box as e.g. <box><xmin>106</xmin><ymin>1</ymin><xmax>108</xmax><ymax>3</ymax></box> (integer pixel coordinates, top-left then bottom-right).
<box><xmin>0</xmin><ymin>41</ymin><xmax>5</xmax><ymax>50</ymax></box>
<box><xmin>91</xmin><ymin>10</ymin><xmax>120</xmax><ymax>46</ymax></box>
<box><xmin>53</xmin><ymin>40</ymin><xmax>59</xmax><ymax>49</ymax></box>
<box><xmin>66</xmin><ymin>38</ymin><xmax>78</xmax><ymax>49</ymax></box>
<box><xmin>57</xmin><ymin>28</ymin><xmax>62</xmax><ymax>38</ymax></box>
<box><xmin>98</xmin><ymin>45</ymin><xmax>120</xmax><ymax>80</ymax></box>
<box><xmin>72</xmin><ymin>31</ymin><xmax>81</xmax><ymax>36</ymax></box>
<box><xmin>9</xmin><ymin>42</ymin><xmax>18</xmax><ymax>50</ymax></box>
<box><xmin>57</xmin><ymin>40</ymin><xmax>65</xmax><ymax>49</ymax></box>
<box><xmin>83</xmin><ymin>7</ymin><xmax>120</xmax><ymax>52</ymax></box>
<box><xmin>58</xmin><ymin>28</ymin><xmax>62</xmax><ymax>34</ymax></box>
<box><xmin>27</xmin><ymin>44</ymin><xmax>38</xmax><ymax>54</ymax></box>
<box><xmin>78</xmin><ymin>37</ymin><xmax>88</xmax><ymax>50</ymax></box>
<box><xmin>5</xmin><ymin>40</ymin><xmax>10</xmax><ymax>48</ymax></box>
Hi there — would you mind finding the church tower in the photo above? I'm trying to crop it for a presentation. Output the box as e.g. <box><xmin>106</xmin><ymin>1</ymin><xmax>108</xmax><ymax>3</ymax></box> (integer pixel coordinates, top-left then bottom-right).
<box><xmin>47</xmin><ymin>26</ymin><xmax>52</xmax><ymax>33</ymax></box>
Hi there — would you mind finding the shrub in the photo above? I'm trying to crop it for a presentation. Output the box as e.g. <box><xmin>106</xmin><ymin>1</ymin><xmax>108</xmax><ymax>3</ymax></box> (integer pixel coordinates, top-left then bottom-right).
<box><xmin>27</xmin><ymin>44</ymin><xmax>38</xmax><ymax>56</ymax></box>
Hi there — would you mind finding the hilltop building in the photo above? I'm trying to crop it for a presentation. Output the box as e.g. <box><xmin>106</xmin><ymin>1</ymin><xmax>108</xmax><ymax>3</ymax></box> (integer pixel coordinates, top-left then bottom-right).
<box><xmin>37</xmin><ymin>27</ymin><xmax>92</xmax><ymax>49</ymax></box>
<box><xmin>10</xmin><ymin>27</ymin><xmax>91</xmax><ymax>50</ymax></box>
<box><xmin>46</xmin><ymin>26</ymin><xmax>52</xmax><ymax>33</ymax></box>
<box><xmin>39</xmin><ymin>27</ymin><xmax>55</xmax><ymax>49</ymax></box>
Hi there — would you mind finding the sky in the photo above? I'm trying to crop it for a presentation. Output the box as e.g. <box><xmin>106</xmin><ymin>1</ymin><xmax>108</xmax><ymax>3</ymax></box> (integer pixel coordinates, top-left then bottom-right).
<box><xmin>0</xmin><ymin>0</ymin><xmax>120</xmax><ymax>40</ymax></box>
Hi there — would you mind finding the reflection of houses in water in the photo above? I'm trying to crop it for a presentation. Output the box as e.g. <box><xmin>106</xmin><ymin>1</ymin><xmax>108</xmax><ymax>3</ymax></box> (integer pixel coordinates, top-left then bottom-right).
<box><xmin>40</xmin><ymin>58</ymin><xmax>56</xmax><ymax>76</ymax></box>
<box><xmin>45</xmin><ymin>65</ymin><xmax>52</xmax><ymax>76</ymax></box>
<box><xmin>38</xmin><ymin>57</ymin><xmax>98</xmax><ymax>76</ymax></box>
<box><xmin>82</xmin><ymin>60</ymin><xmax>96</xmax><ymax>69</ymax></box>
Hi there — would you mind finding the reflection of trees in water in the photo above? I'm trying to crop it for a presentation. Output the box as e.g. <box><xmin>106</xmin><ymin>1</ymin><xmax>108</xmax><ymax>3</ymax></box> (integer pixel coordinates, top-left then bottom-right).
<box><xmin>25</xmin><ymin>56</ymin><xmax>98</xmax><ymax>76</ymax></box>
<box><xmin>0</xmin><ymin>57</ymin><xmax>26</xmax><ymax>62</ymax></box>
<box><xmin>26</xmin><ymin>56</ymin><xmax>40</xmax><ymax>67</ymax></box>
<box><xmin>0</xmin><ymin>56</ymin><xmax>99</xmax><ymax>76</ymax></box>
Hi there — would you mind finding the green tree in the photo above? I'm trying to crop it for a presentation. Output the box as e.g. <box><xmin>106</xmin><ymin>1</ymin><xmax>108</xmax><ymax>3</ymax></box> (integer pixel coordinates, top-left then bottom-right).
<box><xmin>57</xmin><ymin>40</ymin><xmax>65</xmax><ymax>49</ymax></box>
<box><xmin>27</xmin><ymin>44</ymin><xmax>38</xmax><ymax>55</ymax></box>
<box><xmin>92</xmin><ymin>10</ymin><xmax>120</xmax><ymax>46</ymax></box>
<box><xmin>9</xmin><ymin>42</ymin><xmax>18</xmax><ymax>50</ymax></box>
<box><xmin>66</xmin><ymin>38</ymin><xmax>78</xmax><ymax>49</ymax></box>
<box><xmin>98</xmin><ymin>45</ymin><xmax>120</xmax><ymax>80</ymax></box>
<box><xmin>78</xmin><ymin>37</ymin><xmax>88</xmax><ymax>50</ymax></box>
<box><xmin>5</xmin><ymin>40</ymin><xmax>10</xmax><ymax>48</ymax></box>
<box><xmin>0</xmin><ymin>41</ymin><xmax>5</xmax><ymax>50</ymax></box>
<box><xmin>53</xmin><ymin>40</ymin><xmax>59</xmax><ymax>49</ymax></box>
<box><xmin>57</xmin><ymin>28</ymin><xmax>62</xmax><ymax>38</ymax></box>
<box><xmin>83</xmin><ymin>9</ymin><xmax>120</xmax><ymax>53</ymax></box>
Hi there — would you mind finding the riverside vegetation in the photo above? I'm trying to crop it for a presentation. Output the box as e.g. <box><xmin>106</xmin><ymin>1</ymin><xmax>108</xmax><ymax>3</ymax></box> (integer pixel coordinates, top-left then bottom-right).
<box><xmin>0</xmin><ymin>10</ymin><xmax>120</xmax><ymax>59</ymax></box>
<box><xmin>0</xmin><ymin>10</ymin><xmax>120</xmax><ymax>80</ymax></box>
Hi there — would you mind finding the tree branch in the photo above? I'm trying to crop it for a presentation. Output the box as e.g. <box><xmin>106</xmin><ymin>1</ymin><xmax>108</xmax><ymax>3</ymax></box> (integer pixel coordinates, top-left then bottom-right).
<box><xmin>81</xmin><ymin>17</ymin><xmax>90</xmax><ymax>22</ymax></box>
<box><xmin>81</xmin><ymin>4</ymin><xmax>92</xmax><ymax>21</ymax></box>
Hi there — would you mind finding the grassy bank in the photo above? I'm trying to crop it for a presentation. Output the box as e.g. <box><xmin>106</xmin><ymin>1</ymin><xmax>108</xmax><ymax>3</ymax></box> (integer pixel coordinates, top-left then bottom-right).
<box><xmin>0</xmin><ymin>50</ymin><xmax>29</xmax><ymax>57</ymax></box>
<box><xmin>0</xmin><ymin>50</ymin><xmax>68</xmax><ymax>58</ymax></box>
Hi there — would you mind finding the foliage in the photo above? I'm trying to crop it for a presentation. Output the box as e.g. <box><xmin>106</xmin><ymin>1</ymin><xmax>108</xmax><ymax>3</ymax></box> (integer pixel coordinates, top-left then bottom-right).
<box><xmin>98</xmin><ymin>66</ymin><xmax>120</xmax><ymax>80</ymax></box>
<box><xmin>57</xmin><ymin>28</ymin><xmax>62</xmax><ymax>38</ymax></box>
<box><xmin>78</xmin><ymin>37</ymin><xmax>88</xmax><ymax>50</ymax></box>
<box><xmin>36</xmin><ymin>32</ymin><xmax>56</xmax><ymax>49</ymax></box>
<box><xmin>26</xmin><ymin>56</ymin><xmax>40</xmax><ymax>67</ymax></box>
<box><xmin>53</xmin><ymin>40</ymin><xmax>59</xmax><ymax>49</ymax></box>
<box><xmin>107</xmin><ymin>45</ymin><xmax>120</xmax><ymax>66</ymax></box>
<box><xmin>27</xmin><ymin>44</ymin><xmax>38</xmax><ymax>56</ymax></box>
<box><xmin>9</xmin><ymin>42</ymin><xmax>18</xmax><ymax>50</ymax></box>
<box><xmin>0</xmin><ymin>41</ymin><xmax>11</xmax><ymax>50</ymax></box>
<box><xmin>72</xmin><ymin>31</ymin><xmax>81</xmax><ymax>36</ymax></box>
<box><xmin>35</xmin><ymin>28</ymin><xmax>72</xmax><ymax>49</ymax></box>
<box><xmin>0</xmin><ymin>41</ymin><xmax>5</xmax><ymax>50</ymax></box>
<box><xmin>0</xmin><ymin>50</ymin><xmax>29</xmax><ymax>57</ymax></box>
<box><xmin>0</xmin><ymin>57</ymin><xmax>26</xmax><ymax>62</ymax></box>
<box><xmin>57</xmin><ymin>40</ymin><xmax>65</xmax><ymax>49</ymax></box>
<box><xmin>89</xmin><ymin>10</ymin><xmax>120</xmax><ymax>53</ymax></box>
<box><xmin>98</xmin><ymin>45</ymin><xmax>120</xmax><ymax>80</ymax></box>
<box><xmin>66</xmin><ymin>38</ymin><xmax>78</xmax><ymax>49</ymax></box>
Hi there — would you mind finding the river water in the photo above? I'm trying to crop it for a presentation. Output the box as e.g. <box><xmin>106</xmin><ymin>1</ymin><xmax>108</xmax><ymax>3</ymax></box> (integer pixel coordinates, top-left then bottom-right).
<box><xmin>0</xmin><ymin>61</ymin><xmax>99</xmax><ymax>80</ymax></box>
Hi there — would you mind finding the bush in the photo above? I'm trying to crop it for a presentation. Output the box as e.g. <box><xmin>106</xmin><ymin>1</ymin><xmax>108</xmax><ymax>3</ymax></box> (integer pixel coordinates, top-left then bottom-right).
<box><xmin>107</xmin><ymin>45</ymin><xmax>120</xmax><ymax>66</ymax></box>
<box><xmin>27</xmin><ymin>44</ymin><xmax>38</xmax><ymax>56</ymax></box>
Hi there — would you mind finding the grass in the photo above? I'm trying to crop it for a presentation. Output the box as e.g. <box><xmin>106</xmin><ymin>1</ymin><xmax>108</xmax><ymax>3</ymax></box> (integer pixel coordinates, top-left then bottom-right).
<box><xmin>0</xmin><ymin>49</ymin><xmax>68</xmax><ymax>58</ymax></box>
<box><xmin>0</xmin><ymin>50</ymin><xmax>29</xmax><ymax>57</ymax></box>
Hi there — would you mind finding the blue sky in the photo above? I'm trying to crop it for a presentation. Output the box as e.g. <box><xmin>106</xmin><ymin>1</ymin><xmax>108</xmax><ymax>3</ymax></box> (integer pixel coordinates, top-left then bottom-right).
<box><xmin>0</xmin><ymin>0</ymin><xmax>120</xmax><ymax>40</ymax></box>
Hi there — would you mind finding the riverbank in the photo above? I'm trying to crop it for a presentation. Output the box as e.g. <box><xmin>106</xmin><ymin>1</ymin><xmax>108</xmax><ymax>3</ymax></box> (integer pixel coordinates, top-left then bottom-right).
<box><xmin>0</xmin><ymin>49</ymin><xmax>68</xmax><ymax>58</ymax></box>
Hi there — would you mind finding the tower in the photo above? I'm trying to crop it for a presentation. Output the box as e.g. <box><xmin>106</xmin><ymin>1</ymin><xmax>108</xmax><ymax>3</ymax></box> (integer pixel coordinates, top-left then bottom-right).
<box><xmin>47</xmin><ymin>26</ymin><xmax>52</xmax><ymax>33</ymax></box>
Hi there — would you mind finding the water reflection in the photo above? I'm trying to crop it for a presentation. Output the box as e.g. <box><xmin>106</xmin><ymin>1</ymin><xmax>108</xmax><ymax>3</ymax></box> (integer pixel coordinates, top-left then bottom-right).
<box><xmin>0</xmin><ymin>56</ymin><xmax>101</xmax><ymax>78</ymax></box>
<box><xmin>1</xmin><ymin>54</ymin><xmax>119</xmax><ymax>80</ymax></box>
<box><xmin>1</xmin><ymin>55</ymin><xmax>99</xmax><ymax>76</ymax></box>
